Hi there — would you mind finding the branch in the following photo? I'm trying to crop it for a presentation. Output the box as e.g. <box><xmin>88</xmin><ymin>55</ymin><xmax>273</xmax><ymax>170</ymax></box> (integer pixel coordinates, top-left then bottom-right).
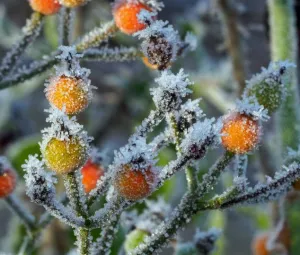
<box><xmin>0</xmin><ymin>12</ymin><xmax>44</xmax><ymax>81</ymax></box>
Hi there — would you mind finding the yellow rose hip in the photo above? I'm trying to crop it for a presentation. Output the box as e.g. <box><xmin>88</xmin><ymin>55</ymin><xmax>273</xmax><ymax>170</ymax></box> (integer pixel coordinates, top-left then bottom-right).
<box><xmin>44</xmin><ymin>137</ymin><xmax>87</xmax><ymax>174</ymax></box>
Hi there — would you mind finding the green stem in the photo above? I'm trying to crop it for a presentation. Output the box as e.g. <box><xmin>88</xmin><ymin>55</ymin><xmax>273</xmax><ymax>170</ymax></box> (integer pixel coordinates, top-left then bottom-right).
<box><xmin>63</xmin><ymin>172</ymin><xmax>90</xmax><ymax>255</ymax></box>
<box><xmin>269</xmin><ymin>0</ymin><xmax>300</xmax><ymax>150</ymax></box>
<box><xmin>168</xmin><ymin>114</ymin><xmax>197</xmax><ymax>191</ymax></box>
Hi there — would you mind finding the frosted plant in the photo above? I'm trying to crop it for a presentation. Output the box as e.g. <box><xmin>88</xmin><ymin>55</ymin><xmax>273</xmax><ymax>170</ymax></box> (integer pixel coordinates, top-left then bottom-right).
<box><xmin>0</xmin><ymin>0</ymin><xmax>300</xmax><ymax>255</ymax></box>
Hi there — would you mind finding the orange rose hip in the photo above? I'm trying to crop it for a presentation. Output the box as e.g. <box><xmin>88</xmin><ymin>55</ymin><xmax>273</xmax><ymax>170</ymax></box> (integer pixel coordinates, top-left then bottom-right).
<box><xmin>29</xmin><ymin>0</ymin><xmax>61</xmax><ymax>15</ymax></box>
<box><xmin>113</xmin><ymin>1</ymin><xmax>154</xmax><ymax>35</ymax></box>
<box><xmin>81</xmin><ymin>159</ymin><xmax>104</xmax><ymax>193</ymax></box>
<box><xmin>114</xmin><ymin>165</ymin><xmax>155</xmax><ymax>200</ymax></box>
<box><xmin>46</xmin><ymin>76</ymin><xmax>89</xmax><ymax>115</ymax></box>
<box><xmin>221</xmin><ymin>113</ymin><xmax>260</xmax><ymax>154</ymax></box>
<box><xmin>0</xmin><ymin>168</ymin><xmax>16</xmax><ymax>198</ymax></box>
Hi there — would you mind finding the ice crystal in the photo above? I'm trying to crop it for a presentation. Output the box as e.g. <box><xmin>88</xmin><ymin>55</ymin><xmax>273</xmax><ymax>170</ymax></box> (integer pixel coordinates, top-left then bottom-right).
<box><xmin>184</xmin><ymin>32</ymin><xmax>198</xmax><ymax>51</ymax></box>
<box><xmin>113</xmin><ymin>136</ymin><xmax>158</xmax><ymax>171</ymax></box>
<box><xmin>54</xmin><ymin>45</ymin><xmax>91</xmax><ymax>80</ymax></box>
<box><xmin>150</xmin><ymin>69</ymin><xmax>193</xmax><ymax>111</ymax></box>
<box><xmin>180</xmin><ymin>118</ymin><xmax>221</xmax><ymax>159</ymax></box>
<box><xmin>22</xmin><ymin>155</ymin><xmax>57</xmax><ymax>205</ymax></box>
<box><xmin>224</xmin><ymin>162</ymin><xmax>300</xmax><ymax>207</ymax></box>
<box><xmin>235</xmin><ymin>95</ymin><xmax>269</xmax><ymax>121</ymax></box>
<box><xmin>40</xmin><ymin>107</ymin><xmax>92</xmax><ymax>153</ymax></box>
<box><xmin>125</xmin><ymin>0</ymin><xmax>164</xmax><ymax>11</ymax></box>
<box><xmin>176</xmin><ymin>99</ymin><xmax>204</xmax><ymax>133</ymax></box>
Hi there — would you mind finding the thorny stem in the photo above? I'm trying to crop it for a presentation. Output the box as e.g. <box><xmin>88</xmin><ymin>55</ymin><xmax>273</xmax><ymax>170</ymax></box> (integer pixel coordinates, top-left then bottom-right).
<box><xmin>63</xmin><ymin>172</ymin><xmax>90</xmax><ymax>255</ymax></box>
<box><xmin>168</xmin><ymin>114</ymin><xmax>197</xmax><ymax>191</ymax></box>
<box><xmin>0</xmin><ymin>12</ymin><xmax>44</xmax><ymax>82</ymax></box>
<box><xmin>217</xmin><ymin>0</ymin><xmax>246</xmax><ymax>95</ymax></box>
<box><xmin>132</xmin><ymin>151</ymin><xmax>234</xmax><ymax>254</ymax></box>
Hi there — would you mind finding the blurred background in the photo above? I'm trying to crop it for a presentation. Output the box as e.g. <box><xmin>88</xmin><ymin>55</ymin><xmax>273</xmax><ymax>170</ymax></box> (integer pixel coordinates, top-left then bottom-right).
<box><xmin>0</xmin><ymin>0</ymin><xmax>296</xmax><ymax>254</ymax></box>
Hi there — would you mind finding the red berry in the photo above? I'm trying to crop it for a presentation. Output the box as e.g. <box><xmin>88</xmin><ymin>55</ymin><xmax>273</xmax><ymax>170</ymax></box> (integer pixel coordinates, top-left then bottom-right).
<box><xmin>252</xmin><ymin>233</ymin><xmax>269</xmax><ymax>255</ymax></box>
<box><xmin>81</xmin><ymin>159</ymin><xmax>104</xmax><ymax>193</ymax></box>
<box><xmin>114</xmin><ymin>164</ymin><xmax>156</xmax><ymax>200</ymax></box>
<box><xmin>0</xmin><ymin>168</ymin><xmax>16</xmax><ymax>198</ymax></box>
<box><xmin>113</xmin><ymin>1</ymin><xmax>154</xmax><ymax>35</ymax></box>
<box><xmin>29</xmin><ymin>0</ymin><xmax>61</xmax><ymax>15</ymax></box>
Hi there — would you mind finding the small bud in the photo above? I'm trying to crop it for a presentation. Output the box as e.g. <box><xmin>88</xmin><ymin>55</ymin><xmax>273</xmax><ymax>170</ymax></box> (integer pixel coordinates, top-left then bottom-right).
<box><xmin>46</xmin><ymin>75</ymin><xmax>90</xmax><ymax>115</ymax></box>
<box><xmin>81</xmin><ymin>159</ymin><xmax>104</xmax><ymax>193</ymax></box>
<box><xmin>221</xmin><ymin>113</ymin><xmax>260</xmax><ymax>154</ymax></box>
<box><xmin>124</xmin><ymin>229</ymin><xmax>149</xmax><ymax>254</ymax></box>
<box><xmin>114</xmin><ymin>164</ymin><xmax>156</xmax><ymax>200</ymax></box>
<box><xmin>29</xmin><ymin>0</ymin><xmax>61</xmax><ymax>15</ymax></box>
<box><xmin>59</xmin><ymin>0</ymin><xmax>87</xmax><ymax>8</ymax></box>
<box><xmin>113</xmin><ymin>1</ymin><xmax>155</xmax><ymax>35</ymax></box>
<box><xmin>43</xmin><ymin>137</ymin><xmax>87</xmax><ymax>174</ymax></box>
<box><xmin>0</xmin><ymin>158</ymin><xmax>16</xmax><ymax>198</ymax></box>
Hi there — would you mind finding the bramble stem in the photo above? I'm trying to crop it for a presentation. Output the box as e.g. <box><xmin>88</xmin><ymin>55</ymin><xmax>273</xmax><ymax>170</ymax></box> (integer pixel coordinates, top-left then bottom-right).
<box><xmin>63</xmin><ymin>172</ymin><xmax>90</xmax><ymax>255</ymax></box>
<box><xmin>0</xmin><ymin>12</ymin><xmax>44</xmax><ymax>82</ymax></box>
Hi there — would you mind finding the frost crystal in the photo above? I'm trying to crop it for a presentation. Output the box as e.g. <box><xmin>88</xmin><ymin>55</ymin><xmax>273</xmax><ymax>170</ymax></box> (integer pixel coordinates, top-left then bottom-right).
<box><xmin>114</xmin><ymin>136</ymin><xmax>158</xmax><ymax>171</ymax></box>
<box><xmin>125</xmin><ymin>0</ymin><xmax>164</xmax><ymax>11</ymax></box>
<box><xmin>184</xmin><ymin>32</ymin><xmax>198</xmax><ymax>51</ymax></box>
<box><xmin>22</xmin><ymin>155</ymin><xmax>57</xmax><ymax>205</ymax></box>
<box><xmin>235</xmin><ymin>95</ymin><xmax>269</xmax><ymax>121</ymax></box>
<box><xmin>180</xmin><ymin>118</ymin><xmax>221</xmax><ymax>159</ymax></box>
<box><xmin>176</xmin><ymin>99</ymin><xmax>204</xmax><ymax>133</ymax></box>
<box><xmin>40</xmin><ymin>107</ymin><xmax>92</xmax><ymax>153</ymax></box>
<box><xmin>151</xmin><ymin>69</ymin><xmax>193</xmax><ymax>111</ymax></box>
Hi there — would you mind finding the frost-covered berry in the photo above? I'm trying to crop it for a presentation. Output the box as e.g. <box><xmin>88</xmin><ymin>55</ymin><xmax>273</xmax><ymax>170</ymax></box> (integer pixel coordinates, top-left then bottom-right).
<box><xmin>145</xmin><ymin>34</ymin><xmax>173</xmax><ymax>70</ymax></box>
<box><xmin>124</xmin><ymin>229</ymin><xmax>149</xmax><ymax>253</ymax></box>
<box><xmin>221</xmin><ymin>113</ymin><xmax>260</xmax><ymax>154</ymax></box>
<box><xmin>0</xmin><ymin>161</ymin><xmax>16</xmax><ymax>198</ymax></box>
<box><xmin>114</xmin><ymin>164</ymin><xmax>156</xmax><ymax>200</ymax></box>
<box><xmin>81</xmin><ymin>159</ymin><xmax>104</xmax><ymax>193</ymax></box>
<box><xmin>43</xmin><ymin>137</ymin><xmax>87</xmax><ymax>174</ymax></box>
<box><xmin>113</xmin><ymin>1</ymin><xmax>154</xmax><ymax>35</ymax></box>
<box><xmin>46</xmin><ymin>76</ymin><xmax>90</xmax><ymax>115</ymax></box>
<box><xmin>252</xmin><ymin>233</ymin><xmax>269</xmax><ymax>255</ymax></box>
<box><xmin>59</xmin><ymin>0</ymin><xmax>86</xmax><ymax>8</ymax></box>
<box><xmin>29</xmin><ymin>0</ymin><xmax>61</xmax><ymax>15</ymax></box>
